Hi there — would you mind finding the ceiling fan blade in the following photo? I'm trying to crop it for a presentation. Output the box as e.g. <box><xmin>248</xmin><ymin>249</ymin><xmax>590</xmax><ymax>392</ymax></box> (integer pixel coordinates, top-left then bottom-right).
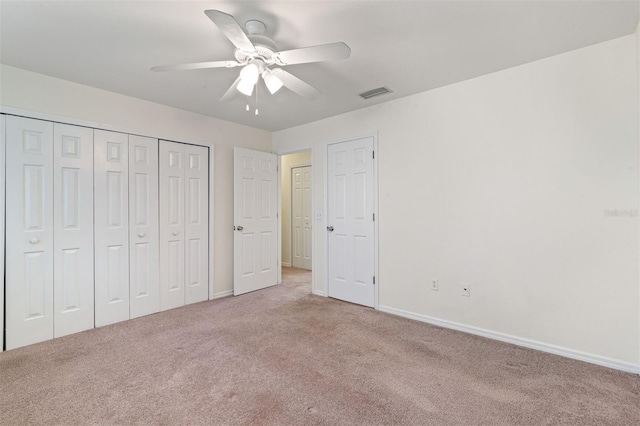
<box><xmin>205</xmin><ymin>10</ymin><xmax>256</xmax><ymax>53</ymax></box>
<box><xmin>271</xmin><ymin>69</ymin><xmax>321</xmax><ymax>101</ymax></box>
<box><xmin>274</xmin><ymin>42</ymin><xmax>351</xmax><ymax>65</ymax></box>
<box><xmin>220</xmin><ymin>76</ymin><xmax>242</xmax><ymax>102</ymax></box>
<box><xmin>151</xmin><ymin>61</ymin><xmax>240</xmax><ymax>72</ymax></box>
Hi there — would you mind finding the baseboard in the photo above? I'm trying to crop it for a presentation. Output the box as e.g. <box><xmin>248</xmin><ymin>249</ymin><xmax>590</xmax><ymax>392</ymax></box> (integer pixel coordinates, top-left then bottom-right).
<box><xmin>281</xmin><ymin>262</ymin><xmax>291</xmax><ymax>267</ymax></box>
<box><xmin>213</xmin><ymin>290</ymin><xmax>233</xmax><ymax>299</ymax></box>
<box><xmin>378</xmin><ymin>305</ymin><xmax>640</xmax><ymax>375</ymax></box>
<box><xmin>312</xmin><ymin>289</ymin><xmax>326</xmax><ymax>297</ymax></box>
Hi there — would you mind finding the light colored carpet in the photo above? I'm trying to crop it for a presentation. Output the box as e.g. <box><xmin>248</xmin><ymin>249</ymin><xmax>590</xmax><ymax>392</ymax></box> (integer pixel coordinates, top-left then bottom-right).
<box><xmin>1</xmin><ymin>267</ymin><xmax>638</xmax><ymax>425</ymax></box>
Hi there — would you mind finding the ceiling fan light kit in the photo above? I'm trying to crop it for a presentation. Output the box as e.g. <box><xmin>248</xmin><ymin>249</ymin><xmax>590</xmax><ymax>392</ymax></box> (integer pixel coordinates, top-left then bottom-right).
<box><xmin>237</xmin><ymin>77</ymin><xmax>255</xmax><ymax>97</ymax></box>
<box><xmin>262</xmin><ymin>69</ymin><xmax>284</xmax><ymax>94</ymax></box>
<box><xmin>151</xmin><ymin>9</ymin><xmax>351</xmax><ymax>112</ymax></box>
<box><xmin>240</xmin><ymin>61</ymin><xmax>261</xmax><ymax>84</ymax></box>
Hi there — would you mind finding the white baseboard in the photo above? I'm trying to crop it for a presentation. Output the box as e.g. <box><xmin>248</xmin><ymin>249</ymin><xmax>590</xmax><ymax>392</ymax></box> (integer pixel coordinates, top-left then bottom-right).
<box><xmin>378</xmin><ymin>305</ymin><xmax>640</xmax><ymax>375</ymax></box>
<box><xmin>282</xmin><ymin>262</ymin><xmax>291</xmax><ymax>267</ymax></box>
<box><xmin>312</xmin><ymin>290</ymin><xmax>326</xmax><ymax>297</ymax></box>
<box><xmin>213</xmin><ymin>290</ymin><xmax>233</xmax><ymax>299</ymax></box>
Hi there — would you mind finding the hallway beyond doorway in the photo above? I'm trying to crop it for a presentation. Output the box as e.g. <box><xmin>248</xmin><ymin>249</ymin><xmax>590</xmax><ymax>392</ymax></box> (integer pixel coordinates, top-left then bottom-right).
<box><xmin>282</xmin><ymin>267</ymin><xmax>312</xmax><ymax>290</ymax></box>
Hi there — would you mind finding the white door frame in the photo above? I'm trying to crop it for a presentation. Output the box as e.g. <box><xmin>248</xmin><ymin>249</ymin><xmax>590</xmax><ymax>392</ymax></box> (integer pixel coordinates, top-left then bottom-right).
<box><xmin>276</xmin><ymin>149</ymin><xmax>314</xmax><ymax>288</ymax></box>
<box><xmin>324</xmin><ymin>133</ymin><xmax>379</xmax><ymax>309</ymax></box>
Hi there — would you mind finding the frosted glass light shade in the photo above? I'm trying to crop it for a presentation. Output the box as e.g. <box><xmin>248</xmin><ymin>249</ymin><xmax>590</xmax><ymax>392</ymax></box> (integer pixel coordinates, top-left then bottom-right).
<box><xmin>263</xmin><ymin>70</ymin><xmax>284</xmax><ymax>94</ymax></box>
<box><xmin>240</xmin><ymin>63</ymin><xmax>260</xmax><ymax>85</ymax></box>
<box><xmin>237</xmin><ymin>78</ymin><xmax>255</xmax><ymax>96</ymax></box>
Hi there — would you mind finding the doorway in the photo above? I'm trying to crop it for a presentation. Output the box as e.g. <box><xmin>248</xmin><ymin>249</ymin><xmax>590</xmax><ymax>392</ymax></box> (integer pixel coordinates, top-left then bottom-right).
<box><xmin>280</xmin><ymin>151</ymin><xmax>312</xmax><ymax>288</ymax></box>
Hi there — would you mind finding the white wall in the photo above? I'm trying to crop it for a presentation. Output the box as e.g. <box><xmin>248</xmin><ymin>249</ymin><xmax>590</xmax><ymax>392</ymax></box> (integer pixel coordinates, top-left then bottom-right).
<box><xmin>274</xmin><ymin>35</ymin><xmax>639</xmax><ymax>369</ymax></box>
<box><xmin>0</xmin><ymin>64</ymin><xmax>272</xmax><ymax>297</ymax></box>
<box><xmin>281</xmin><ymin>151</ymin><xmax>312</xmax><ymax>266</ymax></box>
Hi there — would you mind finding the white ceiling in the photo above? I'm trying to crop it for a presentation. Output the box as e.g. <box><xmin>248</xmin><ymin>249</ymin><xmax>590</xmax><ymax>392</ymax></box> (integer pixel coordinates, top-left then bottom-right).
<box><xmin>0</xmin><ymin>1</ymin><xmax>638</xmax><ymax>132</ymax></box>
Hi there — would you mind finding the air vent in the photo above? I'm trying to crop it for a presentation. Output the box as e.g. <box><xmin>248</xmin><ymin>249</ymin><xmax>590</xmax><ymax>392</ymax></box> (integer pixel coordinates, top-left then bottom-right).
<box><xmin>358</xmin><ymin>86</ymin><xmax>392</xmax><ymax>100</ymax></box>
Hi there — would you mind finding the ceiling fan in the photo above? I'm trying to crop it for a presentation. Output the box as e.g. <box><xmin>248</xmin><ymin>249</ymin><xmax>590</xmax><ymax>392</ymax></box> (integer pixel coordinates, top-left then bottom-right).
<box><xmin>151</xmin><ymin>10</ymin><xmax>351</xmax><ymax>102</ymax></box>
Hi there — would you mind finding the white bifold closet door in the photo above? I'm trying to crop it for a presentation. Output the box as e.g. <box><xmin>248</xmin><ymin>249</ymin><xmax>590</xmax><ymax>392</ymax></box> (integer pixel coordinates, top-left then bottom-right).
<box><xmin>53</xmin><ymin>123</ymin><xmax>94</xmax><ymax>337</ymax></box>
<box><xmin>6</xmin><ymin>117</ymin><xmax>94</xmax><ymax>349</ymax></box>
<box><xmin>159</xmin><ymin>140</ymin><xmax>209</xmax><ymax>311</ymax></box>
<box><xmin>6</xmin><ymin>116</ymin><xmax>55</xmax><ymax>349</ymax></box>
<box><xmin>94</xmin><ymin>130</ymin><xmax>130</xmax><ymax>327</ymax></box>
<box><xmin>129</xmin><ymin>135</ymin><xmax>160</xmax><ymax>319</ymax></box>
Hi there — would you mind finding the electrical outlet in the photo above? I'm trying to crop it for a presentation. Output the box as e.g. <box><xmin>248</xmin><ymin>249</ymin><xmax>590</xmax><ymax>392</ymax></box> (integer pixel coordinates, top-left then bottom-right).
<box><xmin>462</xmin><ymin>283</ymin><xmax>470</xmax><ymax>297</ymax></box>
<box><xmin>431</xmin><ymin>279</ymin><xmax>439</xmax><ymax>291</ymax></box>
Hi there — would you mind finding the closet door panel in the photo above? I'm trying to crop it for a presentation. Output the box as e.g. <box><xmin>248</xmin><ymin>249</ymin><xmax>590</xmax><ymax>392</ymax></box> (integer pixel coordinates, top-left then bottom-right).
<box><xmin>53</xmin><ymin>123</ymin><xmax>94</xmax><ymax>337</ymax></box>
<box><xmin>129</xmin><ymin>135</ymin><xmax>160</xmax><ymax>319</ymax></box>
<box><xmin>5</xmin><ymin>116</ymin><xmax>54</xmax><ymax>349</ymax></box>
<box><xmin>159</xmin><ymin>141</ymin><xmax>185</xmax><ymax>310</ymax></box>
<box><xmin>185</xmin><ymin>145</ymin><xmax>209</xmax><ymax>304</ymax></box>
<box><xmin>94</xmin><ymin>130</ymin><xmax>130</xmax><ymax>326</ymax></box>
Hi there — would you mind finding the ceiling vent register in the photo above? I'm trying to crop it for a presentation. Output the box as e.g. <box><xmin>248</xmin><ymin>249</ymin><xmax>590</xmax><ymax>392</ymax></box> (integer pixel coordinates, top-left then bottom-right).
<box><xmin>359</xmin><ymin>87</ymin><xmax>392</xmax><ymax>100</ymax></box>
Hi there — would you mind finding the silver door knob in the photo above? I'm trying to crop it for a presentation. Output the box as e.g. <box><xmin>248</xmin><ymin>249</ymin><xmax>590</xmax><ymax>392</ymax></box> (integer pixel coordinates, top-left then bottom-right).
<box><xmin>138</xmin><ymin>233</ymin><xmax>145</xmax><ymax>238</ymax></box>
<box><xmin>172</xmin><ymin>231</ymin><xmax>178</xmax><ymax>236</ymax></box>
<box><xmin>327</xmin><ymin>226</ymin><xmax>334</xmax><ymax>232</ymax></box>
<box><xmin>29</xmin><ymin>238</ymin><xmax>40</xmax><ymax>244</ymax></box>
<box><xmin>236</xmin><ymin>226</ymin><xmax>244</xmax><ymax>231</ymax></box>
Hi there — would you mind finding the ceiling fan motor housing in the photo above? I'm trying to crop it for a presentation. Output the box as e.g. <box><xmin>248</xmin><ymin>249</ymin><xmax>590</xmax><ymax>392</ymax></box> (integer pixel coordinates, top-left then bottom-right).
<box><xmin>249</xmin><ymin>35</ymin><xmax>278</xmax><ymax>58</ymax></box>
<box><xmin>234</xmin><ymin>20</ymin><xmax>278</xmax><ymax>65</ymax></box>
<box><xmin>234</xmin><ymin>41</ymin><xmax>278</xmax><ymax>65</ymax></box>
<box><xmin>233</xmin><ymin>19</ymin><xmax>280</xmax><ymax>65</ymax></box>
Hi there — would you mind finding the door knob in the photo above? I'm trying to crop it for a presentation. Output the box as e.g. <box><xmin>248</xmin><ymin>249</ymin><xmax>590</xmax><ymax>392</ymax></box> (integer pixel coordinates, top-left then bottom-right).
<box><xmin>327</xmin><ymin>226</ymin><xmax>334</xmax><ymax>232</ymax></box>
<box><xmin>29</xmin><ymin>238</ymin><xmax>40</xmax><ymax>244</ymax></box>
<box><xmin>138</xmin><ymin>233</ymin><xmax>145</xmax><ymax>238</ymax></box>
<box><xmin>172</xmin><ymin>231</ymin><xmax>178</xmax><ymax>236</ymax></box>
<box><xmin>236</xmin><ymin>226</ymin><xmax>244</xmax><ymax>231</ymax></box>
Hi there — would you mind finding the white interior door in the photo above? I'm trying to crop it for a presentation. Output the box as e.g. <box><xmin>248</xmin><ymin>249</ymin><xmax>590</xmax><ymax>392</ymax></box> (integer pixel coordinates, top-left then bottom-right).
<box><xmin>327</xmin><ymin>137</ymin><xmax>376</xmax><ymax>307</ymax></box>
<box><xmin>53</xmin><ymin>123</ymin><xmax>94</xmax><ymax>337</ymax></box>
<box><xmin>159</xmin><ymin>140</ymin><xmax>185</xmax><ymax>310</ymax></box>
<box><xmin>233</xmin><ymin>147</ymin><xmax>278</xmax><ymax>295</ymax></box>
<box><xmin>184</xmin><ymin>144</ymin><xmax>209</xmax><ymax>304</ymax></box>
<box><xmin>5</xmin><ymin>116</ymin><xmax>55</xmax><ymax>349</ymax></box>
<box><xmin>129</xmin><ymin>135</ymin><xmax>160</xmax><ymax>319</ymax></box>
<box><xmin>0</xmin><ymin>115</ymin><xmax>5</xmax><ymax>352</ymax></box>
<box><xmin>94</xmin><ymin>130</ymin><xmax>130</xmax><ymax>327</ymax></box>
<box><xmin>292</xmin><ymin>166</ymin><xmax>312</xmax><ymax>270</ymax></box>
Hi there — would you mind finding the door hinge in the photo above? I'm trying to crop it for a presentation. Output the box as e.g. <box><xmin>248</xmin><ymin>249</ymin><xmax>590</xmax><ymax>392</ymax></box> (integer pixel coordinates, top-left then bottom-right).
<box><xmin>373</xmin><ymin>213</ymin><xmax>375</xmax><ymax>221</ymax></box>
<box><xmin>372</xmin><ymin>151</ymin><xmax>375</xmax><ymax>159</ymax></box>
<box><xmin>373</xmin><ymin>276</ymin><xmax>376</xmax><ymax>285</ymax></box>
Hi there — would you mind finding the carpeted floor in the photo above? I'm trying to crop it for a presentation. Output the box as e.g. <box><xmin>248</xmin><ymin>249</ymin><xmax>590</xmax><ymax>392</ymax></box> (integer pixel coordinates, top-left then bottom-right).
<box><xmin>1</xmin><ymin>267</ymin><xmax>638</xmax><ymax>425</ymax></box>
